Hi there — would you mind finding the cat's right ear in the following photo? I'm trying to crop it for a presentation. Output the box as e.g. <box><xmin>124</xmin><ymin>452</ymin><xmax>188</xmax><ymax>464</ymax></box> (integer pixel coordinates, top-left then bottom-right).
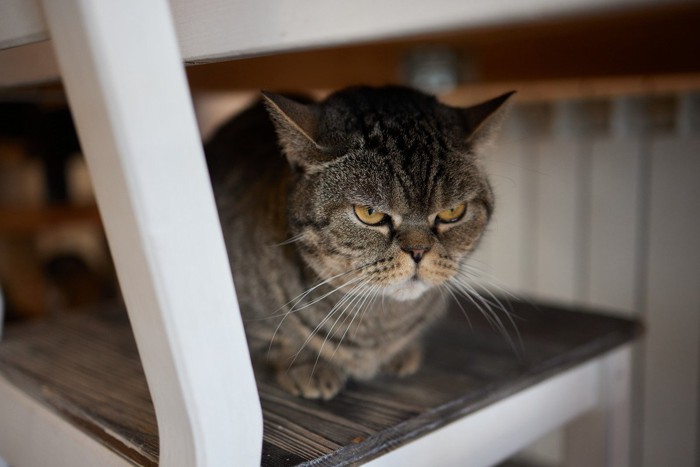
<box><xmin>455</xmin><ymin>91</ymin><xmax>516</xmax><ymax>150</ymax></box>
<box><xmin>262</xmin><ymin>92</ymin><xmax>330</xmax><ymax>171</ymax></box>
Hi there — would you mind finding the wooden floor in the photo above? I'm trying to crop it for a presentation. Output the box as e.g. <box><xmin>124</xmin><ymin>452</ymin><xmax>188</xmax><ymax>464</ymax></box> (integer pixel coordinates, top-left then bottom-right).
<box><xmin>0</xmin><ymin>298</ymin><xmax>640</xmax><ymax>466</ymax></box>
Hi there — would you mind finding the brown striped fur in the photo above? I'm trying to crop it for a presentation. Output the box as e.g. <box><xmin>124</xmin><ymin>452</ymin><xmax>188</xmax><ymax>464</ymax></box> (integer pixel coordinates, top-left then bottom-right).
<box><xmin>206</xmin><ymin>86</ymin><xmax>512</xmax><ymax>399</ymax></box>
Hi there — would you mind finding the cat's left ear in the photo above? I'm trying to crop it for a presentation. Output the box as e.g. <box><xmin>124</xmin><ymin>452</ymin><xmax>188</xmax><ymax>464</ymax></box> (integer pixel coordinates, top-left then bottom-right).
<box><xmin>262</xmin><ymin>91</ymin><xmax>331</xmax><ymax>170</ymax></box>
<box><xmin>454</xmin><ymin>91</ymin><xmax>516</xmax><ymax>149</ymax></box>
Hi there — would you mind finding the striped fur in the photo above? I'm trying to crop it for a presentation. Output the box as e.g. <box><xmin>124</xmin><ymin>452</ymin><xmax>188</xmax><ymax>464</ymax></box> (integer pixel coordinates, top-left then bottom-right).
<box><xmin>206</xmin><ymin>86</ymin><xmax>511</xmax><ymax>399</ymax></box>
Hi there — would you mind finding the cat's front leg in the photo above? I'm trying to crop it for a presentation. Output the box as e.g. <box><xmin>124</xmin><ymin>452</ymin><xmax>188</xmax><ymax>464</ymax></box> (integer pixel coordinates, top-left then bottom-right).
<box><xmin>266</xmin><ymin>338</ymin><xmax>349</xmax><ymax>399</ymax></box>
<box><xmin>276</xmin><ymin>360</ymin><xmax>348</xmax><ymax>400</ymax></box>
<box><xmin>382</xmin><ymin>343</ymin><xmax>423</xmax><ymax>378</ymax></box>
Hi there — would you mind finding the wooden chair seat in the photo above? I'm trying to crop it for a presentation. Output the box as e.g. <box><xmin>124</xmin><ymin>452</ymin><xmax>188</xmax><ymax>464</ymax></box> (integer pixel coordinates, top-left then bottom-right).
<box><xmin>0</xmin><ymin>299</ymin><xmax>639</xmax><ymax>466</ymax></box>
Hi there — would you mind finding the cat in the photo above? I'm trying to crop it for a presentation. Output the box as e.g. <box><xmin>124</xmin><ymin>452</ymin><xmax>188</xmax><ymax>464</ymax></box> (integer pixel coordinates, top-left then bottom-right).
<box><xmin>206</xmin><ymin>86</ymin><xmax>513</xmax><ymax>399</ymax></box>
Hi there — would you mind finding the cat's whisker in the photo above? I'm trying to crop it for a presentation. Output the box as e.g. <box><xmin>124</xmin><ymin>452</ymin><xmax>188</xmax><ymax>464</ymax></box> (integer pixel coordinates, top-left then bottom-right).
<box><xmin>254</xmin><ymin>267</ymin><xmax>366</xmax><ymax>325</ymax></box>
<box><xmin>275</xmin><ymin>258</ymin><xmax>392</xmax><ymax>321</ymax></box>
<box><xmin>458</xmin><ymin>263</ymin><xmax>526</xmax><ymax>306</ymax></box>
<box><xmin>437</xmin><ymin>283</ymin><xmax>449</xmax><ymax>306</ymax></box>
<box><xmin>474</xmin><ymin>286</ymin><xmax>521</xmax><ymax>346</ymax></box>
<box><xmin>455</xmin><ymin>270</ymin><xmax>514</xmax><ymax>316</ymax></box>
<box><xmin>352</xmin><ymin>283</ymin><xmax>382</xmax><ymax>339</ymax></box>
<box><xmin>302</xmin><ymin>279</ymin><xmax>373</xmax><ymax>380</ymax></box>
<box><xmin>323</xmin><ymin>281</ymin><xmax>371</xmax><ymax>350</ymax></box>
<box><xmin>467</xmin><ymin>278</ymin><xmax>520</xmax><ymax>334</ymax></box>
<box><xmin>323</xmin><ymin>283</ymin><xmax>377</xmax><ymax>370</ymax></box>
<box><xmin>333</xmin><ymin>283</ymin><xmax>381</xmax><ymax>357</ymax></box>
<box><xmin>286</xmin><ymin>278</ymin><xmax>371</xmax><ymax>372</ymax></box>
<box><xmin>270</xmin><ymin>259</ymin><xmax>388</xmax><ymax>363</ymax></box>
<box><xmin>454</xmin><ymin>266</ymin><xmax>524</xmax><ymax>318</ymax></box>
<box><xmin>266</xmin><ymin>273</ymin><xmax>366</xmax><ymax>359</ymax></box>
<box><xmin>286</xmin><ymin>275</ymin><xmax>365</xmax><ymax>314</ymax></box>
<box><xmin>275</xmin><ymin>285</ymin><xmax>357</xmax><ymax>363</ymax></box>
<box><xmin>280</xmin><ymin>267</ymin><xmax>364</xmax><ymax>313</ymax></box>
<box><xmin>270</xmin><ymin>232</ymin><xmax>307</xmax><ymax>247</ymax></box>
<box><xmin>449</xmin><ymin>277</ymin><xmax>507</xmax><ymax>328</ymax></box>
<box><xmin>308</xmin><ymin>296</ymin><xmax>359</xmax><ymax>382</ymax></box>
<box><xmin>447</xmin><ymin>277</ymin><xmax>522</xmax><ymax>354</ymax></box>
<box><xmin>442</xmin><ymin>283</ymin><xmax>473</xmax><ymax>328</ymax></box>
<box><xmin>447</xmin><ymin>280</ymin><xmax>505</xmax><ymax>339</ymax></box>
<box><xmin>283</xmin><ymin>258</ymin><xmax>389</xmax><ymax>315</ymax></box>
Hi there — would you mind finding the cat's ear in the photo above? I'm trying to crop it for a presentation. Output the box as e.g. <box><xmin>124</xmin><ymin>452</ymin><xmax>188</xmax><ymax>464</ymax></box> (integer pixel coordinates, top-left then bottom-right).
<box><xmin>262</xmin><ymin>91</ymin><xmax>330</xmax><ymax>170</ymax></box>
<box><xmin>455</xmin><ymin>91</ymin><xmax>516</xmax><ymax>149</ymax></box>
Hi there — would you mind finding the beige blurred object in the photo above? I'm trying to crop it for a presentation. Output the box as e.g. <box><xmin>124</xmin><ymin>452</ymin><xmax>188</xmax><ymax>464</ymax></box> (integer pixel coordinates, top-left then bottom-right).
<box><xmin>0</xmin><ymin>237</ymin><xmax>47</xmax><ymax>319</ymax></box>
<box><xmin>0</xmin><ymin>118</ymin><xmax>107</xmax><ymax>320</ymax></box>
<box><xmin>0</xmin><ymin>136</ymin><xmax>46</xmax><ymax>319</ymax></box>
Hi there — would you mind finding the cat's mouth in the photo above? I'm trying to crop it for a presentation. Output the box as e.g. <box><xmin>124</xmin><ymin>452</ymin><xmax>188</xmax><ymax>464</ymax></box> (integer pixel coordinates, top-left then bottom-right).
<box><xmin>383</xmin><ymin>276</ymin><xmax>432</xmax><ymax>301</ymax></box>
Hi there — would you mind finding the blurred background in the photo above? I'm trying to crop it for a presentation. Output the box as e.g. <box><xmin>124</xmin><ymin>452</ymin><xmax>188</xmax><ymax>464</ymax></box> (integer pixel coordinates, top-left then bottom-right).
<box><xmin>1</xmin><ymin>1</ymin><xmax>699</xmax><ymax>466</ymax></box>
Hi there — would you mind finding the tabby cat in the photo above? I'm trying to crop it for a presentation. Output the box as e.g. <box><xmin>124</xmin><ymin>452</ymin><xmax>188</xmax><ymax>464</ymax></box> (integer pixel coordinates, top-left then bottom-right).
<box><xmin>206</xmin><ymin>86</ymin><xmax>512</xmax><ymax>399</ymax></box>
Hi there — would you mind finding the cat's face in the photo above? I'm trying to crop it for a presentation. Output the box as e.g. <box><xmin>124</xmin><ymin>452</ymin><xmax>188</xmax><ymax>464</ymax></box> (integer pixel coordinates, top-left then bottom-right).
<box><xmin>288</xmin><ymin>146</ymin><xmax>492</xmax><ymax>301</ymax></box>
<box><xmin>265</xmin><ymin>86</ymin><xmax>510</xmax><ymax>301</ymax></box>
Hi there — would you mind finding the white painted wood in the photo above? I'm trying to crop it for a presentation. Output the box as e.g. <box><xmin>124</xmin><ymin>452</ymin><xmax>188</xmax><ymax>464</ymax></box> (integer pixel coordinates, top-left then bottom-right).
<box><xmin>565</xmin><ymin>346</ymin><xmax>633</xmax><ymax>467</ymax></box>
<box><xmin>0</xmin><ymin>0</ymin><xmax>689</xmax><ymax>87</ymax></box>
<box><xmin>40</xmin><ymin>1</ymin><xmax>262</xmax><ymax>466</ymax></box>
<box><xmin>0</xmin><ymin>375</ymin><xmax>130</xmax><ymax>467</ymax></box>
<box><xmin>172</xmin><ymin>0</ymin><xmax>672</xmax><ymax>63</ymax></box>
<box><xmin>0</xmin><ymin>0</ymin><xmax>679</xmax><ymax>58</ymax></box>
<box><xmin>0</xmin><ymin>0</ymin><xmax>45</xmax><ymax>49</ymax></box>
<box><xmin>532</xmin><ymin>102</ymin><xmax>585</xmax><ymax>305</ymax></box>
<box><xmin>603</xmin><ymin>346</ymin><xmax>634</xmax><ymax>467</ymax></box>
<box><xmin>641</xmin><ymin>133</ymin><xmax>700</xmax><ymax>467</ymax></box>
<box><xmin>172</xmin><ymin>0</ymin><xmax>624</xmax><ymax>60</ymax></box>
<box><xmin>585</xmin><ymin>99</ymin><xmax>645</xmax><ymax>315</ymax></box>
<box><xmin>367</xmin><ymin>355</ymin><xmax>604</xmax><ymax>467</ymax></box>
<box><xmin>191</xmin><ymin>0</ymin><xmax>700</xmax><ymax>64</ymax></box>
<box><xmin>517</xmin><ymin>431</ymin><xmax>566</xmax><ymax>467</ymax></box>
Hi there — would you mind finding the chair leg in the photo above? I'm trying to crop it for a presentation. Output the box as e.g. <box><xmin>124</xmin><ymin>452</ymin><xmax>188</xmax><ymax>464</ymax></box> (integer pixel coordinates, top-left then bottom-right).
<box><xmin>565</xmin><ymin>345</ymin><xmax>633</xmax><ymax>467</ymax></box>
<box><xmin>40</xmin><ymin>1</ymin><xmax>263</xmax><ymax>465</ymax></box>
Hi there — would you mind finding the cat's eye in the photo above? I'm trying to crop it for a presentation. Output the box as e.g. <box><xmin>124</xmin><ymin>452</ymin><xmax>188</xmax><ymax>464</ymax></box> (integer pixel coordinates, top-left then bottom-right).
<box><xmin>436</xmin><ymin>203</ymin><xmax>467</xmax><ymax>224</ymax></box>
<box><xmin>354</xmin><ymin>205</ymin><xmax>388</xmax><ymax>226</ymax></box>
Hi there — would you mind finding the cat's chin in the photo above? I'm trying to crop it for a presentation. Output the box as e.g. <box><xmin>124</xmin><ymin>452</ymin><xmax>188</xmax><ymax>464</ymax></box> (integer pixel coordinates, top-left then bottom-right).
<box><xmin>383</xmin><ymin>279</ymin><xmax>432</xmax><ymax>302</ymax></box>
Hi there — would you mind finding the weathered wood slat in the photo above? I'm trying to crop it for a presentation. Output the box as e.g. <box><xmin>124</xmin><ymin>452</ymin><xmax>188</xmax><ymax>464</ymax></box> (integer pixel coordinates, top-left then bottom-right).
<box><xmin>0</xmin><ymin>305</ymin><xmax>158</xmax><ymax>466</ymax></box>
<box><xmin>0</xmin><ymin>299</ymin><xmax>639</xmax><ymax>466</ymax></box>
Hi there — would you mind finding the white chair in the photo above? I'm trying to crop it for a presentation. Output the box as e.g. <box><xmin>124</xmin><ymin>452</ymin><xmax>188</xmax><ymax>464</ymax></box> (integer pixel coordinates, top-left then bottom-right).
<box><xmin>0</xmin><ymin>1</ymin><xmax>637</xmax><ymax>465</ymax></box>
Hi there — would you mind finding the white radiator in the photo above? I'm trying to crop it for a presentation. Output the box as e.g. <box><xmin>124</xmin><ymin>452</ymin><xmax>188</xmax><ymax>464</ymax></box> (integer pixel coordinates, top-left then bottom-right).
<box><xmin>476</xmin><ymin>92</ymin><xmax>700</xmax><ymax>467</ymax></box>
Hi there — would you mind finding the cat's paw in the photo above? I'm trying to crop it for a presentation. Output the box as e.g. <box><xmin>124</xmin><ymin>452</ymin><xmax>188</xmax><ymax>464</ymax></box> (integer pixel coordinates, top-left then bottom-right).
<box><xmin>276</xmin><ymin>361</ymin><xmax>348</xmax><ymax>400</ymax></box>
<box><xmin>383</xmin><ymin>344</ymin><xmax>423</xmax><ymax>377</ymax></box>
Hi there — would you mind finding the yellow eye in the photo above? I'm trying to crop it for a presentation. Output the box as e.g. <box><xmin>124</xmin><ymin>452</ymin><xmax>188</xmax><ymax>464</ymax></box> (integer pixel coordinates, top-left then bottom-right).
<box><xmin>354</xmin><ymin>205</ymin><xmax>387</xmax><ymax>225</ymax></box>
<box><xmin>436</xmin><ymin>203</ymin><xmax>467</xmax><ymax>223</ymax></box>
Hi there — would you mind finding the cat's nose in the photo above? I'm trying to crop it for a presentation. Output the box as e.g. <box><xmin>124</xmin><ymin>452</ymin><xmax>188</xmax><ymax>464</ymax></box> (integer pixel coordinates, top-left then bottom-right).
<box><xmin>402</xmin><ymin>246</ymin><xmax>430</xmax><ymax>263</ymax></box>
